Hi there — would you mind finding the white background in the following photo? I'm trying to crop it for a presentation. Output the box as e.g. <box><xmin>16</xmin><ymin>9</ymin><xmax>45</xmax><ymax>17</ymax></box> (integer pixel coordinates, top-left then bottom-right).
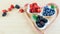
<box><xmin>0</xmin><ymin>0</ymin><xmax>60</xmax><ymax>34</ymax></box>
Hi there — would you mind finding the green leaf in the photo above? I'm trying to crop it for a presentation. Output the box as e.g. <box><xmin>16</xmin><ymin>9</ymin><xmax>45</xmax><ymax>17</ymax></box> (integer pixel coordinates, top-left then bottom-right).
<box><xmin>50</xmin><ymin>4</ymin><xmax>56</xmax><ymax>9</ymax></box>
<box><xmin>32</xmin><ymin>14</ymin><xmax>37</xmax><ymax>20</ymax></box>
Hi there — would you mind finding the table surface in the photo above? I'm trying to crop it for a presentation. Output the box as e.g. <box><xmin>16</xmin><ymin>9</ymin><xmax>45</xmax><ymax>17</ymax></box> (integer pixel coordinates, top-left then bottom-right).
<box><xmin>0</xmin><ymin>0</ymin><xmax>60</xmax><ymax>34</ymax></box>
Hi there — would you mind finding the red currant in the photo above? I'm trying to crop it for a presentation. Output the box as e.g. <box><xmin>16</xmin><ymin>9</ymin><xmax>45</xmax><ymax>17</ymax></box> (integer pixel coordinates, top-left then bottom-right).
<box><xmin>2</xmin><ymin>10</ymin><xmax>8</xmax><ymax>13</ymax></box>
<box><xmin>19</xmin><ymin>9</ymin><xmax>24</xmax><ymax>13</ymax></box>
<box><xmin>8</xmin><ymin>8</ymin><xmax>12</xmax><ymax>11</ymax></box>
<box><xmin>10</xmin><ymin>4</ymin><xmax>14</xmax><ymax>9</ymax></box>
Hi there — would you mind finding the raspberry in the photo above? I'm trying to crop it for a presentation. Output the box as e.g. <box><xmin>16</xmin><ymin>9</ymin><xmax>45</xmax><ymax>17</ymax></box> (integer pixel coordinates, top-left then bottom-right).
<box><xmin>30</xmin><ymin>4</ymin><xmax>33</xmax><ymax>9</ymax></box>
<box><xmin>32</xmin><ymin>3</ymin><xmax>37</xmax><ymax>6</ymax></box>
<box><xmin>36</xmin><ymin>9</ymin><xmax>41</xmax><ymax>13</ymax></box>
<box><xmin>29</xmin><ymin>3</ymin><xmax>41</xmax><ymax>13</ymax></box>
<box><xmin>30</xmin><ymin>9</ymin><xmax>35</xmax><ymax>13</ymax></box>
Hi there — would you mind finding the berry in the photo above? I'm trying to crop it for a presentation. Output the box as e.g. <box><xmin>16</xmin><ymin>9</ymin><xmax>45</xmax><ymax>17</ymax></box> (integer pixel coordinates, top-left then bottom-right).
<box><xmin>8</xmin><ymin>8</ymin><xmax>11</xmax><ymax>11</ymax></box>
<box><xmin>10</xmin><ymin>4</ymin><xmax>14</xmax><ymax>9</ymax></box>
<box><xmin>32</xmin><ymin>3</ymin><xmax>37</xmax><ymax>6</ymax></box>
<box><xmin>29</xmin><ymin>3</ymin><xmax>41</xmax><ymax>13</ymax></box>
<box><xmin>42</xmin><ymin>6</ymin><xmax>55</xmax><ymax>16</ymax></box>
<box><xmin>19</xmin><ymin>9</ymin><xmax>24</xmax><ymax>13</ymax></box>
<box><xmin>36</xmin><ymin>8</ymin><xmax>41</xmax><ymax>13</ymax></box>
<box><xmin>36</xmin><ymin>15</ymin><xmax>48</xmax><ymax>28</ymax></box>
<box><xmin>40</xmin><ymin>18</ymin><xmax>48</xmax><ymax>23</ymax></box>
<box><xmin>2</xmin><ymin>12</ymin><xmax>7</xmax><ymax>17</ymax></box>
<box><xmin>33</xmin><ymin>3</ymin><xmax>38</xmax><ymax>9</ymax></box>
<box><xmin>36</xmin><ymin>18</ymin><xmax>45</xmax><ymax>28</ymax></box>
<box><xmin>30</xmin><ymin>9</ymin><xmax>35</xmax><ymax>13</ymax></box>
<box><xmin>36</xmin><ymin>15</ymin><xmax>43</xmax><ymax>20</ymax></box>
<box><xmin>2</xmin><ymin>10</ymin><xmax>8</xmax><ymax>13</ymax></box>
<box><xmin>30</xmin><ymin>4</ymin><xmax>33</xmax><ymax>9</ymax></box>
<box><xmin>15</xmin><ymin>5</ymin><xmax>20</xmax><ymax>9</ymax></box>
<box><xmin>8</xmin><ymin>4</ymin><xmax>14</xmax><ymax>11</ymax></box>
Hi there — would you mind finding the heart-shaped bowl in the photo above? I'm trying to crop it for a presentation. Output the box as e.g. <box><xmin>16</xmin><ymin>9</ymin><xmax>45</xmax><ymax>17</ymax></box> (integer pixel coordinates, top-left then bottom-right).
<box><xmin>24</xmin><ymin>3</ymin><xmax>59</xmax><ymax>34</ymax></box>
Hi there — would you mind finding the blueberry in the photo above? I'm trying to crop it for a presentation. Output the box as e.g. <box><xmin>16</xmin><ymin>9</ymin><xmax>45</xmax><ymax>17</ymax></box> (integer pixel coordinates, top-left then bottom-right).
<box><xmin>2</xmin><ymin>12</ymin><xmax>7</xmax><ymax>17</ymax></box>
<box><xmin>15</xmin><ymin>5</ymin><xmax>20</xmax><ymax>9</ymax></box>
<box><xmin>50</xmin><ymin>9</ymin><xmax>55</xmax><ymax>15</ymax></box>
<box><xmin>44</xmin><ymin>6</ymin><xmax>49</xmax><ymax>11</ymax></box>
<box><xmin>42</xmin><ymin>6</ymin><xmax>55</xmax><ymax>16</ymax></box>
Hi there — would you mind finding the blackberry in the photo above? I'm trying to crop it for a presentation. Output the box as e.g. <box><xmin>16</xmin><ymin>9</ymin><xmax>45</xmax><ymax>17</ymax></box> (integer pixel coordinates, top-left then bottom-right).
<box><xmin>36</xmin><ymin>18</ymin><xmax>45</xmax><ymax>28</ymax></box>
<box><xmin>36</xmin><ymin>15</ymin><xmax>48</xmax><ymax>28</ymax></box>
<box><xmin>15</xmin><ymin>5</ymin><xmax>20</xmax><ymax>9</ymax></box>
<box><xmin>36</xmin><ymin>15</ymin><xmax>43</xmax><ymax>20</ymax></box>
<box><xmin>40</xmin><ymin>18</ymin><xmax>48</xmax><ymax>23</ymax></box>
<box><xmin>2</xmin><ymin>12</ymin><xmax>7</xmax><ymax>17</ymax></box>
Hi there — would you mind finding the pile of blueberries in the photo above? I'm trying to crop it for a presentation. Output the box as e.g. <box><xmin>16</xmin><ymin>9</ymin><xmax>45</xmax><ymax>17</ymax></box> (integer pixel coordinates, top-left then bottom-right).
<box><xmin>42</xmin><ymin>6</ymin><xmax>55</xmax><ymax>16</ymax></box>
<box><xmin>36</xmin><ymin>15</ymin><xmax>48</xmax><ymax>28</ymax></box>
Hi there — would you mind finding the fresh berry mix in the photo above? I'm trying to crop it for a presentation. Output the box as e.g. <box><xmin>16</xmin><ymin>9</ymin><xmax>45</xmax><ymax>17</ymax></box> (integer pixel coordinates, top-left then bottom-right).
<box><xmin>29</xmin><ymin>3</ymin><xmax>41</xmax><ymax>13</ymax></box>
<box><xmin>42</xmin><ymin>6</ymin><xmax>55</xmax><ymax>16</ymax></box>
<box><xmin>36</xmin><ymin>15</ymin><xmax>48</xmax><ymax>28</ymax></box>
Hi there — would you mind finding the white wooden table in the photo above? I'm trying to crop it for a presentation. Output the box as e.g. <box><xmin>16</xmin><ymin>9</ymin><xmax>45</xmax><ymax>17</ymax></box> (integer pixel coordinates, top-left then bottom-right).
<box><xmin>0</xmin><ymin>0</ymin><xmax>60</xmax><ymax>34</ymax></box>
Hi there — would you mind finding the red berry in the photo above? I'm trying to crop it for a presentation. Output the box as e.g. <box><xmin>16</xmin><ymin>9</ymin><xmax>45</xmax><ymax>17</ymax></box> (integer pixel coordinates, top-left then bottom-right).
<box><xmin>29</xmin><ymin>3</ymin><xmax>41</xmax><ymax>13</ymax></box>
<box><xmin>30</xmin><ymin>4</ymin><xmax>33</xmax><ymax>9</ymax></box>
<box><xmin>36</xmin><ymin>9</ymin><xmax>41</xmax><ymax>13</ymax></box>
<box><xmin>32</xmin><ymin>3</ymin><xmax>37</xmax><ymax>6</ymax></box>
<box><xmin>10</xmin><ymin>4</ymin><xmax>14</xmax><ymax>9</ymax></box>
<box><xmin>30</xmin><ymin>9</ymin><xmax>32</xmax><ymax>13</ymax></box>
<box><xmin>30</xmin><ymin>9</ymin><xmax>35</xmax><ymax>13</ymax></box>
<box><xmin>31</xmin><ymin>9</ymin><xmax>34</xmax><ymax>13</ymax></box>
<box><xmin>8</xmin><ymin>8</ymin><xmax>12</xmax><ymax>11</ymax></box>
<box><xmin>2</xmin><ymin>10</ymin><xmax>8</xmax><ymax>13</ymax></box>
<box><xmin>30</xmin><ymin>4</ymin><xmax>33</xmax><ymax>7</ymax></box>
<box><xmin>19</xmin><ymin>9</ymin><xmax>24</xmax><ymax>13</ymax></box>
<box><xmin>34</xmin><ymin>5</ymin><xmax>38</xmax><ymax>9</ymax></box>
